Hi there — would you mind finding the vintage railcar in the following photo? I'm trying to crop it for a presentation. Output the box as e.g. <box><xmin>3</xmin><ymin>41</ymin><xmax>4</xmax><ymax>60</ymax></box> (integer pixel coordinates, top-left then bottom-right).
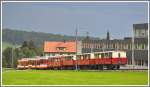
<box><xmin>17</xmin><ymin>51</ymin><xmax>127</xmax><ymax>70</ymax></box>
<box><xmin>61</xmin><ymin>55</ymin><xmax>76</xmax><ymax>69</ymax></box>
<box><xmin>48</xmin><ymin>56</ymin><xmax>62</xmax><ymax>69</ymax></box>
<box><xmin>93</xmin><ymin>51</ymin><xmax>126</xmax><ymax>69</ymax></box>
<box><xmin>17</xmin><ymin>58</ymin><xmax>29</xmax><ymax>69</ymax></box>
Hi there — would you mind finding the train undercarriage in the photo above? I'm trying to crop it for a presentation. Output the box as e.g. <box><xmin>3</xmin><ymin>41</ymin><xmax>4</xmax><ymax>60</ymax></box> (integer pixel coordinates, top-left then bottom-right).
<box><xmin>18</xmin><ymin>64</ymin><xmax>121</xmax><ymax>70</ymax></box>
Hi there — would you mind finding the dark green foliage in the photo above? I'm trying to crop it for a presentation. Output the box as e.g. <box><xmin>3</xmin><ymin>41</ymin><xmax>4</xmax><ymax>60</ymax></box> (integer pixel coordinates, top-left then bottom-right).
<box><xmin>28</xmin><ymin>40</ymin><xmax>36</xmax><ymax>50</ymax></box>
<box><xmin>2</xmin><ymin>40</ymin><xmax>42</xmax><ymax>68</ymax></box>
<box><xmin>2</xmin><ymin>47</ymin><xmax>13</xmax><ymax>68</ymax></box>
<box><xmin>22</xmin><ymin>47</ymin><xmax>36</xmax><ymax>58</ymax></box>
<box><xmin>21</xmin><ymin>41</ymin><xmax>28</xmax><ymax>48</ymax></box>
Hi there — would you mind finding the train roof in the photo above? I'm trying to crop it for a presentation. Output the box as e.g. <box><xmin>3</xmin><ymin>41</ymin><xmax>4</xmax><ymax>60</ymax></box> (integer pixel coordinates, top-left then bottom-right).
<box><xmin>19</xmin><ymin>57</ymin><xmax>48</xmax><ymax>61</ymax></box>
<box><xmin>93</xmin><ymin>50</ymin><xmax>126</xmax><ymax>54</ymax></box>
<box><xmin>18</xmin><ymin>50</ymin><xmax>126</xmax><ymax>61</ymax></box>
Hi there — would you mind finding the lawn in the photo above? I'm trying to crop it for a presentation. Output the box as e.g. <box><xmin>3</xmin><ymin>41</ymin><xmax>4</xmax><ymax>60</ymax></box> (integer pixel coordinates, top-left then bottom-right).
<box><xmin>2</xmin><ymin>70</ymin><xmax>148</xmax><ymax>85</ymax></box>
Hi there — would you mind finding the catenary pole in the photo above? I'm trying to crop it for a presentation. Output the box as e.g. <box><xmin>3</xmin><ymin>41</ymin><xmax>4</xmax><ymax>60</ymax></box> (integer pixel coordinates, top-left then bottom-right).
<box><xmin>75</xmin><ymin>28</ymin><xmax>78</xmax><ymax>70</ymax></box>
<box><xmin>132</xmin><ymin>27</ymin><xmax>135</xmax><ymax>69</ymax></box>
<box><xmin>11</xmin><ymin>47</ymin><xmax>14</xmax><ymax>68</ymax></box>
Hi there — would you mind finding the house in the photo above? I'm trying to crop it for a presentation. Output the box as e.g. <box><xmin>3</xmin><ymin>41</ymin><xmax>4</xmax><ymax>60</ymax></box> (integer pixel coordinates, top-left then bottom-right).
<box><xmin>43</xmin><ymin>41</ymin><xmax>76</xmax><ymax>57</ymax></box>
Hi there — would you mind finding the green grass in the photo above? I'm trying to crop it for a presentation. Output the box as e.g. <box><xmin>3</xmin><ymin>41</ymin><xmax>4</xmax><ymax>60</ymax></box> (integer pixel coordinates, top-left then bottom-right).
<box><xmin>2</xmin><ymin>70</ymin><xmax>148</xmax><ymax>85</ymax></box>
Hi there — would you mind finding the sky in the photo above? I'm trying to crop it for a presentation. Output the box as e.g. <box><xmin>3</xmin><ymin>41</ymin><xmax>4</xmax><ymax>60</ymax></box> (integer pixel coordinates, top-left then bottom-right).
<box><xmin>2</xmin><ymin>2</ymin><xmax>148</xmax><ymax>39</ymax></box>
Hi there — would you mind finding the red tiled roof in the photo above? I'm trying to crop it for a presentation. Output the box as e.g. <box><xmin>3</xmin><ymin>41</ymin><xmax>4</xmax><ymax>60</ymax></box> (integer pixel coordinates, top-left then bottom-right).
<box><xmin>44</xmin><ymin>41</ymin><xmax>76</xmax><ymax>53</ymax></box>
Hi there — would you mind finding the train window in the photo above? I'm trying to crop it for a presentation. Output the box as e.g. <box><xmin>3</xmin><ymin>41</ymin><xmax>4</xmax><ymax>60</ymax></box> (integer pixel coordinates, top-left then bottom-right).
<box><xmin>55</xmin><ymin>58</ymin><xmax>58</xmax><ymax>62</ymax></box>
<box><xmin>32</xmin><ymin>60</ymin><xmax>34</xmax><ymax>64</ymax></box>
<box><xmin>118</xmin><ymin>53</ymin><xmax>121</xmax><ymax>58</ymax></box>
<box><xmin>97</xmin><ymin>54</ymin><xmax>99</xmax><ymax>58</ymax></box>
<box><xmin>83</xmin><ymin>55</ymin><xmax>86</xmax><ymax>60</ymax></box>
<box><xmin>36</xmin><ymin>60</ymin><xmax>39</xmax><ymax>65</ymax></box>
<box><xmin>49</xmin><ymin>58</ymin><xmax>54</xmax><ymax>62</ymax></box>
<box><xmin>70</xmin><ymin>56</ymin><xmax>72</xmax><ymax>60</ymax></box>
<box><xmin>48</xmin><ymin>58</ymin><xmax>51</xmax><ymax>62</ymax></box>
<box><xmin>52</xmin><ymin>58</ymin><xmax>55</xmax><ymax>62</ymax></box>
<box><xmin>81</xmin><ymin>55</ymin><xmax>84</xmax><ymax>60</ymax></box>
<box><xmin>65</xmin><ymin>56</ymin><xmax>72</xmax><ymax>60</ymax></box>
<box><xmin>30</xmin><ymin>61</ymin><xmax>32</xmax><ymax>65</ymax></box>
<box><xmin>70</xmin><ymin>56</ymin><xmax>73</xmax><ymax>60</ymax></box>
<box><xmin>54</xmin><ymin>59</ymin><xmax>57</xmax><ymax>62</ymax></box>
<box><xmin>40</xmin><ymin>60</ymin><xmax>43</xmax><ymax>64</ymax></box>
<box><xmin>77</xmin><ymin>55</ymin><xmax>81</xmax><ymax>60</ymax></box>
<box><xmin>83</xmin><ymin>54</ymin><xmax>90</xmax><ymax>59</ymax></box>
<box><xmin>109</xmin><ymin>52</ymin><xmax>112</xmax><ymax>58</ymax></box>
<box><xmin>105</xmin><ymin>53</ymin><xmax>109</xmax><ymax>58</ymax></box>
<box><xmin>98</xmin><ymin>53</ymin><xmax>101</xmax><ymax>58</ymax></box>
<box><xmin>87</xmin><ymin>54</ymin><xmax>90</xmax><ymax>59</ymax></box>
<box><xmin>94</xmin><ymin>54</ymin><xmax>98</xmax><ymax>58</ymax></box>
<box><xmin>101</xmin><ymin>53</ymin><xmax>104</xmax><ymax>58</ymax></box>
<box><xmin>65</xmin><ymin>57</ymin><xmax>68</xmax><ymax>60</ymax></box>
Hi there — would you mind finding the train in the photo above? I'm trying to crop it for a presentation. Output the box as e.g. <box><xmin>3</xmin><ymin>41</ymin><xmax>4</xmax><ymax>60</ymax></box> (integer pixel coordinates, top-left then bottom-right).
<box><xmin>17</xmin><ymin>51</ymin><xmax>127</xmax><ymax>70</ymax></box>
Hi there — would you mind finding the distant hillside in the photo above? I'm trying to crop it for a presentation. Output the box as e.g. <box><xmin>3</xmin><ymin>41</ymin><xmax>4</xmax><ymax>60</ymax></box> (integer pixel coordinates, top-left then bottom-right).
<box><xmin>2</xmin><ymin>29</ymin><xmax>99</xmax><ymax>46</ymax></box>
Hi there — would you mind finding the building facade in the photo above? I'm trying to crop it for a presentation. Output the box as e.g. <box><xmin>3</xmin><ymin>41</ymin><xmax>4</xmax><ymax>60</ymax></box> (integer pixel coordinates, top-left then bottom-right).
<box><xmin>80</xmin><ymin>23</ymin><xmax>148</xmax><ymax>66</ymax></box>
<box><xmin>133</xmin><ymin>23</ymin><xmax>148</xmax><ymax>38</ymax></box>
<box><xmin>80</xmin><ymin>37</ymin><xmax>148</xmax><ymax>66</ymax></box>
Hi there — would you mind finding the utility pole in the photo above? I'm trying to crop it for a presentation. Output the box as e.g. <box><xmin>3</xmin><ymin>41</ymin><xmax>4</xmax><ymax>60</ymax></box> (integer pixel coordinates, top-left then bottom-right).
<box><xmin>102</xmin><ymin>42</ymin><xmax>104</xmax><ymax>52</ymax></box>
<box><xmin>91</xmin><ymin>40</ymin><xmax>94</xmax><ymax>53</ymax></box>
<box><xmin>132</xmin><ymin>28</ymin><xmax>135</xmax><ymax>69</ymax></box>
<box><xmin>75</xmin><ymin>28</ymin><xmax>78</xmax><ymax>70</ymax></box>
<box><xmin>11</xmin><ymin>47</ymin><xmax>14</xmax><ymax>68</ymax></box>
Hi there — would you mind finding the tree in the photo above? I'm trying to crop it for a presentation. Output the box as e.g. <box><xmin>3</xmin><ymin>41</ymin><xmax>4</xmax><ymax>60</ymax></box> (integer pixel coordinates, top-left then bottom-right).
<box><xmin>22</xmin><ymin>47</ymin><xmax>36</xmax><ymax>58</ymax></box>
<box><xmin>2</xmin><ymin>40</ymin><xmax>42</xmax><ymax>68</ymax></box>
<box><xmin>28</xmin><ymin>40</ymin><xmax>36</xmax><ymax>50</ymax></box>
<box><xmin>2</xmin><ymin>47</ymin><xmax>13</xmax><ymax>68</ymax></box>
<box><xmin>36</xmin><ymin>46</ymin><xmax>43</xmax><ymax>56</ymax></box>
<box><xmin>21</xmin><ymin>41</ymin><xmax>28</xmax><ymax>48</ymax></box>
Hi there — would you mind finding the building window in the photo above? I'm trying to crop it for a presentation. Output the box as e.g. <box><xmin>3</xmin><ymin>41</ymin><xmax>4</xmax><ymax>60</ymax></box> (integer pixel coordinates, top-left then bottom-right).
<box><xmin>56</xmin><ymin>47</ymin><xmax>66</xmax><ymax>51</ymax></box>
<box><xmin>142</xmin><ymin>44</ymin><xmax>145</xmax><ymax>49</ymax></box>
<box><xmin>113</xmin><ymin>44</ymin><xmax>115</xmax><ymax>48</ymax></box>
<box><xmin>128</xmin><ymin>44</ymin><xmax>131</xmax><ymax>49</ymax></box>
<box><xmin>52</xmin><ymin>53</ymin><xmax>55</xmax><ymax>56</ymax></box>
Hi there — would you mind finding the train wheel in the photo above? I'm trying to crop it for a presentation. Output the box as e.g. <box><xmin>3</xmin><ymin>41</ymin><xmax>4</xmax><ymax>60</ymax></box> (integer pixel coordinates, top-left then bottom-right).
<box><xmin>98</xmin><ymin>65</ymin><xmax>103</xmax><ymax>70</ymax></box>
<box><xmin>107</xmin><ymin>65</ymin><xmax>113</xmax><ymax>70</ymax></box>
<box><xmin>116</xmin><ymin>65</ymin><xmax>120</xmax><ymax>69</ymax></box>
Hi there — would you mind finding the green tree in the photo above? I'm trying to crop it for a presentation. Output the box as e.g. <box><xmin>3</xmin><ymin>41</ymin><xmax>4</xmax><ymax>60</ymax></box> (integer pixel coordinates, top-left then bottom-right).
<box><xmin>21</xmin><ymin>41</ymin><xmax>28</xmax><ymax>48</ymax></box>
<box><xmin>22</xmin><ymin>47</ymin><xmax>36</xmax><ymax>58</ymax></box>
<box><xmin>2</xmin><ymin>40</ymin><xmax>43</xmax><ymax>68</ymax></box>
<box><xmin>36</xmin><ymin>46</ymin><xmax>43</xmax><ymax>56</ymax></box>
<box><xmin>2</xmin><ymin>47</ymin><xmax>12</xmax><ymax>68</ymax></box>
<box><xmin>28</xmin><ymin>40</ymin><xmax>36</xmax><ymax>50</ymax></box>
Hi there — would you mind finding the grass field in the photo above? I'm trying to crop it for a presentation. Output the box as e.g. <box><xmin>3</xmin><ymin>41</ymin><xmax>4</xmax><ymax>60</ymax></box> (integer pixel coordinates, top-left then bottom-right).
<box><xmin>2</xmin><ymin>69</ymin><xmax>148</xmax><ymax>85</ymax></box>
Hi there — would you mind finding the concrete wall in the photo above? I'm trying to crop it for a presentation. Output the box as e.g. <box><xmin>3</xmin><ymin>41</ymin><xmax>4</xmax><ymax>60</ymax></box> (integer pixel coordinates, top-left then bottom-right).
<box><xmin>77</xmin><ymin>41</ymin><xmax>82</xmax><ymax>54</ymax></box>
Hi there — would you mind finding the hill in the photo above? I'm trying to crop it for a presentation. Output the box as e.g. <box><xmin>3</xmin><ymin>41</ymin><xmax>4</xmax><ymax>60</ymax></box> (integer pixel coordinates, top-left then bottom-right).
<box><xmin>2</xmin><ymin>29</ymin><xmax>99</xmax><ymax>47</ymax></box>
